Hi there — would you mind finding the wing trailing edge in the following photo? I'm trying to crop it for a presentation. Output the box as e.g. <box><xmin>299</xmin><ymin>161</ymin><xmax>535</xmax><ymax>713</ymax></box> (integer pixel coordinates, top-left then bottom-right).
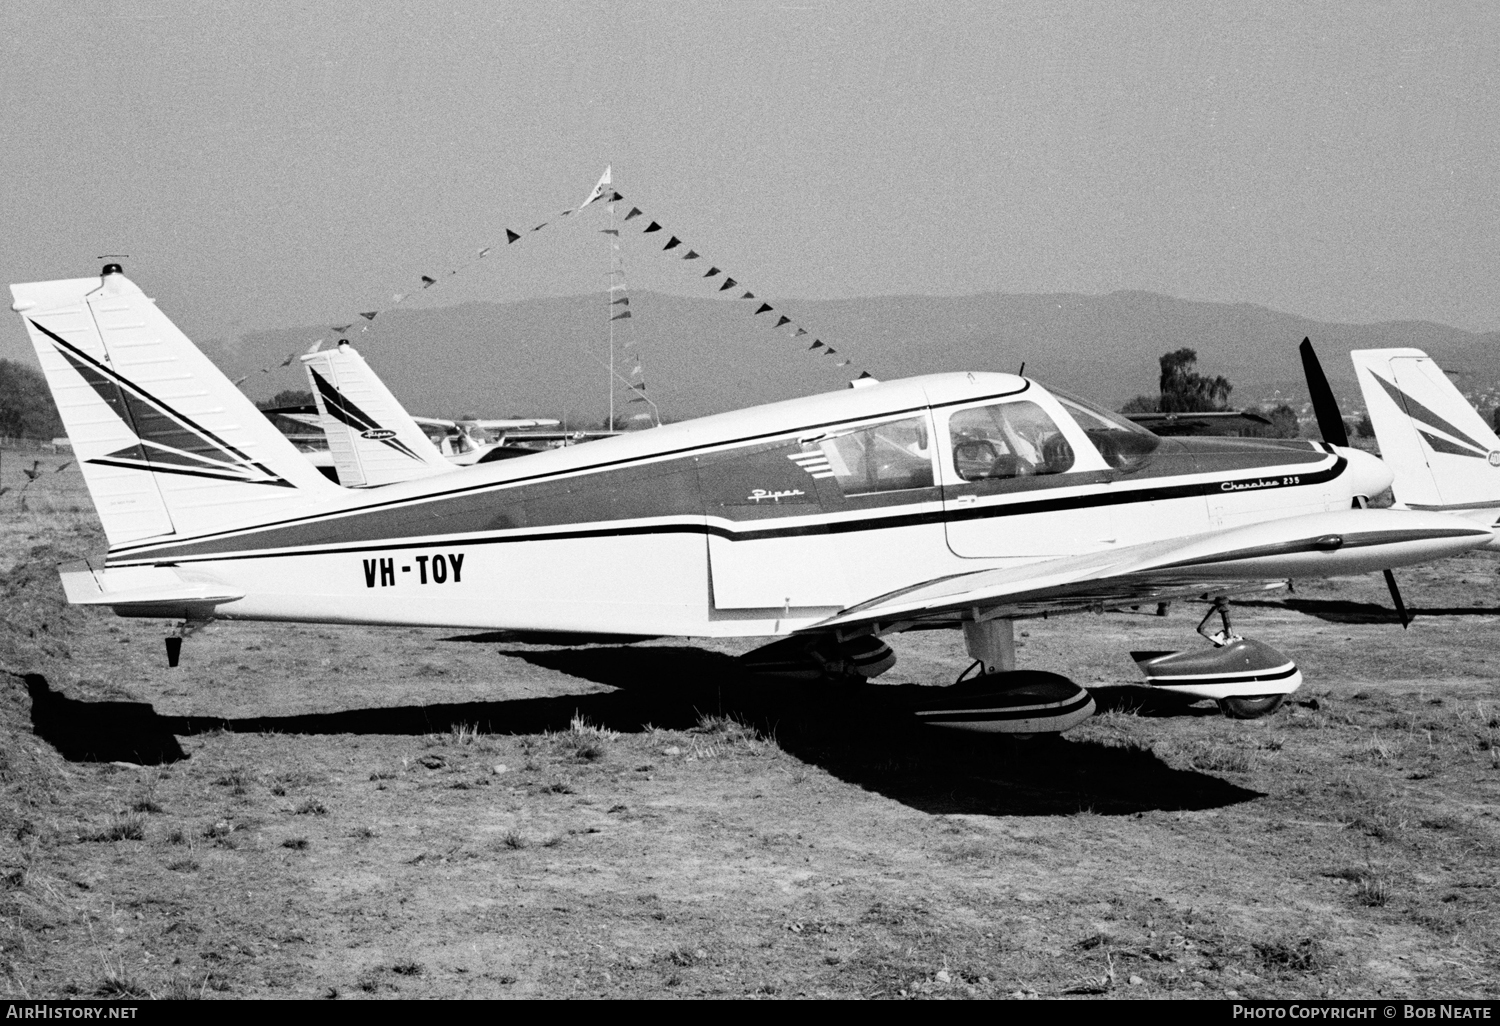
<box><xmin>811</xmin><ymin>508</ymin><xmax>1492</xmax><ymax>632</ymax></box>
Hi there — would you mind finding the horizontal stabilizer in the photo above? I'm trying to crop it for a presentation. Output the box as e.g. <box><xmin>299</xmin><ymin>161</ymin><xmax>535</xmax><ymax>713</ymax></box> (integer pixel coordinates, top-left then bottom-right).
<box><xmin>59</xmin><ymin>560</ymin><xmax>243</xmax><ymax>611</ymax></box>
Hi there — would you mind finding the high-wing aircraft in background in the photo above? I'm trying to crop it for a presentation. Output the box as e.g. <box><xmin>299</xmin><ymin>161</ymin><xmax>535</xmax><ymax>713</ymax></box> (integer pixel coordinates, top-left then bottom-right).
<box><xmin>300</xmin><ymin>341</ymin><xmax>562</xmax><ymax>487</ymax></box>
<box><xmin>12</xmin><ymin>266</ymin><xmax>1495</xmax><ymax>736</ymax></box>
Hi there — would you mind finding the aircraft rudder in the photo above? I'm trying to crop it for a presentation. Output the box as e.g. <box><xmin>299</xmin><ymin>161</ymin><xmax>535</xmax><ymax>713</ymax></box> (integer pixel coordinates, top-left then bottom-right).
<box><xmin>302</xmin><ymin>342</ymin><xmax>450</xmax><ymax>487</ymax></box>
<box><xmin>1352</xmin><ymin>347</ymin><xmax>1500</xmax><ymax>509</ymax></box>
<box><xmin>10</xmin><ymin>267</ymin><xmax>338</xmax><ymax>548</ymax></box>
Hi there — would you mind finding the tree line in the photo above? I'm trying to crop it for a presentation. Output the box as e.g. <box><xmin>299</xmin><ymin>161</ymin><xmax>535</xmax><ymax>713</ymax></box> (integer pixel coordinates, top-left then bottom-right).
<box><xmin>0</xmin><ymin>359</ymin><xmax>64</xmax><ymax>440</ymax></box>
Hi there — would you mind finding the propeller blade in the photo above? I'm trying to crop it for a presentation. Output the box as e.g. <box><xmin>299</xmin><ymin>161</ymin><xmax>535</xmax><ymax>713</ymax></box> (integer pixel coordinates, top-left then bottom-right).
<box><xmin>1383</xmin><ymin>569</ymin><xmax>1411</xmax><ymax>629</ymax></box>
<box><xmin>1299</xmin><ymin>337</ymin><xmax>1349</xmax><ymax>447</ymax></box>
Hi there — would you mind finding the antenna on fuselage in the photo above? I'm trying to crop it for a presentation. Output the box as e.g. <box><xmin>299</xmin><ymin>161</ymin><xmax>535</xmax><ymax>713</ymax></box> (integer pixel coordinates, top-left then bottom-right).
<box><xmin>1017</xmin><ymin>361</ymin><xmax>1026</xmax><ymax>376</ymax></box>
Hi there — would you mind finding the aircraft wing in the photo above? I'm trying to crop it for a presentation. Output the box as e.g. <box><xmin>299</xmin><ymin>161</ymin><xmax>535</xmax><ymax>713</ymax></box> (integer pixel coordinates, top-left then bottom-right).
<box><xmin>271</xmin><ymin>410</ymin><xmax>324</xmax><ymax>429</ymax></box>
<box><xmin>468</xmin><ymin>418</ymin><xmax>561</xmax><ymax>430</ymax></box>
<box><xmin>810</xmin><ymin>508</ymin><xmax>1491</xmax><ymax>633</ymax></box>
<box><xmin>1124</xmin><ymin>410</ymin><xmax>1274</xmax><ymax>436</ymax></box>
<box><xmin>411</xmin><ymin>416</ymin><xmax>458</xmax><ymax>429</ymax></box>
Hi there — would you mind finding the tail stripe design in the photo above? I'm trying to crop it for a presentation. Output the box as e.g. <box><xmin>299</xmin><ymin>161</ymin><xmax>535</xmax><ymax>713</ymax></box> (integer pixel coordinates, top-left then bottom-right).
<box><xmin>33</xmin><ymin>318</ymin><xmax>293</xmax><ymax>488</ymax></box>
<box><xmin>1366</xmin><ymin>370</ymin><xmax>1493</xmax><ymax>459</ymax></box>
<box><xmin>308</xmin><ymin>367</ymin><xmax>424</xmax><ymax>462</ymax></box>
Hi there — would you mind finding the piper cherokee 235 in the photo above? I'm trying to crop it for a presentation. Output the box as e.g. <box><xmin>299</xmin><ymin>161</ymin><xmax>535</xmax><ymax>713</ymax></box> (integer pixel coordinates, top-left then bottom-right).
<box><xmin>12</xmin><ymin>266</ymin><xmax>1494</xmax><ymax>735</ymax></box>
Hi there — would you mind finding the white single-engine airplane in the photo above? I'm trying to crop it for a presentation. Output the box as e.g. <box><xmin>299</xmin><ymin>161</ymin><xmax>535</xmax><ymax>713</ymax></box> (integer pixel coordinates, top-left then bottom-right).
<box><xmin>12</xmin><ymin>266</ymin><xmax>1495</xmax><ymax>735</ymax></box>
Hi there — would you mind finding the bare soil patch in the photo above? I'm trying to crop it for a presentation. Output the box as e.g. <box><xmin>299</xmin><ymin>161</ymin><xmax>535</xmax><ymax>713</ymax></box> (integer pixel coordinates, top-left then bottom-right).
<box><xmin>2</xmin><ymin>455</ymin><xmax>1497</xmax><ymax>999</ymax></box>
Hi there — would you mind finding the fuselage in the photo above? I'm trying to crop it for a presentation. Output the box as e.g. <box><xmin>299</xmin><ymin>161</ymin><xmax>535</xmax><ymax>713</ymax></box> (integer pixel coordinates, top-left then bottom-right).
<box><xmin>104</xmin><ymin>372</ymin><xmax>1390</xmax><ymax>637</ymax></box>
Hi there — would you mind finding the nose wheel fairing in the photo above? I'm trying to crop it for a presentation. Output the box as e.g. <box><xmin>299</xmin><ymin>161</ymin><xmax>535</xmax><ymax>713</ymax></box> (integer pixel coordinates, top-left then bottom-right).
<box><xmin>1131</xmin><ymin>638</ymin><xmax>1303</xmax><ymax>702</ymax></box>
<box><xmin>1131</xmin><ymin>598</ymin><xmax>1303</xmax><ymax>705</ymax></box>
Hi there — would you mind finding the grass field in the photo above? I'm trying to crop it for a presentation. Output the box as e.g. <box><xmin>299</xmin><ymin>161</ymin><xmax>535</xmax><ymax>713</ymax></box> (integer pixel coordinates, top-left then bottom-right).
<box><xmin>2</xmin><ymin>449</ymin><xmax>1497</xmax><ymax>999</ymax></box>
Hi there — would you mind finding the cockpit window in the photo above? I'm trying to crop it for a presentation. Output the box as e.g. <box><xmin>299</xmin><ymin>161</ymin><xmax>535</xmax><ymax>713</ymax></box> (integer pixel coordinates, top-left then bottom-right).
<box><xmin>1051</xmin><ymin>390</ymin><xmax>1162</xmax><ymax>471</ymax></box>
<box><xmin>948</xmin><ymin>400</ymin><xmax>1075</xmax><ymax>482</ymax></box>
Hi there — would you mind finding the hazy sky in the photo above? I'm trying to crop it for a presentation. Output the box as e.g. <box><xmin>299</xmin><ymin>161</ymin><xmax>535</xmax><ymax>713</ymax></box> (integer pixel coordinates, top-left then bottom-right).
<box><xmin>4</xmin><ymin>1</ymin><xmax>1499</xmax><ymax>359</ymax></box>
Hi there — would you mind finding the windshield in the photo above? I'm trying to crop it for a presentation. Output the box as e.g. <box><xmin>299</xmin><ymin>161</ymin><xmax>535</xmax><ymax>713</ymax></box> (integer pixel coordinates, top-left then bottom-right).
<box><xmin>1051</xmin><ymin>390</ymin><xmax>1161</xmax><ymax>471</ymax></box>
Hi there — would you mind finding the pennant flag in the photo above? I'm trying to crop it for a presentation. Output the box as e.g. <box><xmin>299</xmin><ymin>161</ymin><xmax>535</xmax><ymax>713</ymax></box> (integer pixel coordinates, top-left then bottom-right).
<box><xmin>607</xmin><ymin>191</ymin><xmax>623</xmax><ymax>202</ymax></box>
<box><xmin>624</xmin><ymin>207</ymin><xmax>643</xmax><ymax>221</ymax></box>
<box><xmin>663</xmin><ymin>236</ymin><xmax>681</xmax><ymax>250</ymax></box>
<box><xmin>629</xmin><ymin>395</ymin><xmax>648</xmax><ymax>403</ymax></box>
<box><xmin>600</xmin><ymin>229</ymin><xmax>620</xmax><ymax>236</ymax></box>
<box><xmin>559</xmin><ymin>209</ymin><xmax>572</xmax><ymax>217</ymax></box>
<box><xmin>392</xmin><ymin>293</ymin><xmax>407</xmax><ymax>304</ymax></box>
<box><xmin>718</xmin><ymin>278</ymin><xmax>738</xmax><ymax>291</ymax></box>
<box><xmin>682</xmin><ymin>250</ymin><xmax>699</xmax><ymax>259</ymax></box>
<box><xmin>280</xmin><ymin>352</ymin><xmax>297</xmax><ymax>367</ymax></box>
<box><xmin>644</xmin><ymin>221</ymin><xmax>662</xmax><ymax>233</ymax></box>
<box><xmin>754</xmin><ymin>303</ymin><xmax>773</xmax><ymax>315</ymax></box>
<box><xmin>421</xmin><ymin>275</ymin><xmax>437</xmax><ymax>288</ymax></box>
<box><xmin>232</xmin><ymin>375</ymin><xmax>249</xmax><ymax>386</ymax></box>
<box><xmin>856</xmin><ymin>371</ymin><xmax>874</xmax><ymax>380</ymax></box>
<box><xmin>506</xmin><ymin>229</ymin><xmax>521</xmax><ymax>244</ymax></box>
<box><xmin>808</xmin><ymin>340</ymin><xmax>825</xmax><ymax>350</ymax></box>
<box><xmin>775</xmin><ymin>316</ymin><xmax>791</xmax><ymax>328</ymax></box>
<box><xmin>611</xmin><ymin>296</ymin><xmax>630</xmax><ymax>306</ymax></box>
<box><xmin>360</xmin><ymin>312</ymin><xmax>377</xmax><ymax>321</ymax></box>
<box><xmin>837</xmin><ymin>359</ymin><xmax>852</xmax><ymax>367</ymax></box>
<box><xmin>823</xmin><ymin>347</ymin><xmax>837</xmax><ymax>355</ymax></box>
<box><xmin>740</xmin><ymin>291</ymin><xmax>757</xmax><ymax>300</ymax></box>
<box><xmin>306</xmin><ymin>339</ymin><xmax>325</xmax><ymax>354</ymax></box>
<box><xmin>704</xmin><ymin>267</ymin><xmax>721</xmax><ymax>278</ymax></box>
<box><xmin>611</xmin><ymin>310</ymin><xmax>633</xmax><ymax>321</ymax></box>
<box><xmin>333</xmin><ymin>324</ymin><xmax>352</xmax><ymax>334</ymax></box>
<box><xmin>578</xmin><ymin>165</ymin><xmax>612</xmax><ymax>209</ymax></box>
<box><xmin>794</xmin><ymin>328</ymin><xmax>808</xmax><ymax>337</ymax></box>
<box><xmin>259</xmin><ymin>367</ymin><xmax>271</xmax><ymax>374</ymax></box>
<box><xmin>478</xmin><ymin>247</ymin><xmax>492</xmax><ymax>258</ymax></box>
<box><xmin>531</xmin><ymin>223</ymin><xmax>548</xmax><ymax>232</ymax></box>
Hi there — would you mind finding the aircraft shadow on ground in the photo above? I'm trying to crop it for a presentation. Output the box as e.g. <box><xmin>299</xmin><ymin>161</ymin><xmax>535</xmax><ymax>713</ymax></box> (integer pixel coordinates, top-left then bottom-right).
<box><xmin>16</xmin><ymin>643</ymin><xmax>1260</xmax><ymax>816</ymax></box>
<box><xmin>1239</xmin><ymin>598</ymin><xmax>1500</xmax><ymax>625</ymax></box>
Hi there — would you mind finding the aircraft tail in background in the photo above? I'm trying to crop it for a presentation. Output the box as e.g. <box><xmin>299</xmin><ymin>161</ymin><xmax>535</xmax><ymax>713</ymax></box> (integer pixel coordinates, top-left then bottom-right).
<box><xmin>301</xmin><ymin>341</ymin><xmax>453</xmax><ymax>487</ymax></box>
<box><xmin>10</xmin><ymin>266</ymin><xmax>337</xmax><ymax>548</ymax></box>
<box><xmin>1352</xmin><ymin>347</ymin><xmax>1500</xmax><ymax>511</ymax></box>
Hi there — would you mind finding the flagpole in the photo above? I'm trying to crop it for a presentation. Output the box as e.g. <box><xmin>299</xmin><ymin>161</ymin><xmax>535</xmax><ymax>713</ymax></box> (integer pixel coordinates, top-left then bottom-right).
<box><xmin>608</xmin><ymin>195</ymin><xmax>616</xmax><ymax>432</ymax></box>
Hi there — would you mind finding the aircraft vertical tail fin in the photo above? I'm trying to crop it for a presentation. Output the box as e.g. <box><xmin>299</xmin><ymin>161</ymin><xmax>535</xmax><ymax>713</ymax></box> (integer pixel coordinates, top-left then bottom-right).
<box><xmin>1351</xmin><ymin>347</ymin><xmax>1500</xmax><ymax>509</ymax></box>
<box><xmin>301</xmin><ymin>342</ymin><xmax>452</xmax><ymax>487</ymax></box>
<box><xmin>10</xmin><ymin>267</ymin><xmax>338</xmax><ymax>549</ymax></box>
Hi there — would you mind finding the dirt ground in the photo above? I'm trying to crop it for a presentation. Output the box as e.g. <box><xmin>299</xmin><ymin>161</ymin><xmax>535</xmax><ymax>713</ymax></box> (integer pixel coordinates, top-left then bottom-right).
<box><xmin>1</xmin><ymin>449</ymin><xmax>1497</xmax><ymax>999</ymax></box>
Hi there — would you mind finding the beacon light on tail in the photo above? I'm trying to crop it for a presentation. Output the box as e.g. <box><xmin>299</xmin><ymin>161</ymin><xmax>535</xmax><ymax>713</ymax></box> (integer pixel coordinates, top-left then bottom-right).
<box><xmin>12</xmin><ymin>265</ymin><xmax>1494</xmax><ymax>742</ymax></box>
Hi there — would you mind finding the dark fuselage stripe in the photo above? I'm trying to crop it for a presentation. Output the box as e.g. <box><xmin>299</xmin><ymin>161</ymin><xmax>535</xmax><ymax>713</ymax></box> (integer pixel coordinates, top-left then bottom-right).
<box><xmin>106</xmin><ymin>383</ymin><xmax>1038</xmax><ymax>558</ymax></box>
<box><xmin>106</xmin><ymin>458</ymin><xmax>1349</xmax><ymax>567</ymax></box>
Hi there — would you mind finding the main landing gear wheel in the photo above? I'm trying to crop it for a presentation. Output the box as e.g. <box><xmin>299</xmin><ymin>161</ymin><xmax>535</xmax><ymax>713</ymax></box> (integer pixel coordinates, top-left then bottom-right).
<box><xmin>909</xmin><ymin>619</ymin><xmax>1096</xmax><ymax>735</ymax></box>
<box><xmin>1218</xmin><ymin>694</ymin><xmax>1287</xmax><ymax>720</ymax></box>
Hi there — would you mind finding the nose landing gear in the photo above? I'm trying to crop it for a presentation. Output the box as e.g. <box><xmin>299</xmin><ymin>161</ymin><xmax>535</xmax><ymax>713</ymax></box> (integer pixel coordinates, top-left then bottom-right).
<box><xmin>1131</xmin><ymin>598</ymin><xmax>1301</xmax><ymax>719</ymax></box>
